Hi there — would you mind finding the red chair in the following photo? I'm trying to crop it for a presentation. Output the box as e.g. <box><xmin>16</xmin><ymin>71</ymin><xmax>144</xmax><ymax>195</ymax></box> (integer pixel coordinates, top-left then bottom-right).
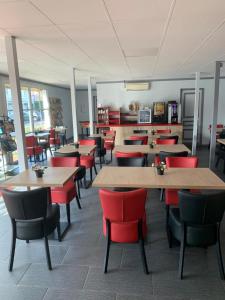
<box><xmin>165</xmin><ymin>156</ymin><xmax>198</xmax><ymax>245</ymax></box>
<box><xmin>130</xmin><ymin>135</ymin><xmax>148</xmax><ymax>145</ymax></box>
<box><xmin>115</xmin><ymin>151</ymin><xmax>144</xmax><ymax>158</ymax></box>
<box><xmin>104</xmin><ymin>136</ymin><xmax>115</xmax><ymax>162</ymax></box>
<box><xmin>50</xmin><ymin>157</ymin><xmax>81</xmax><ymax>227</ymax></box>
<box><xmin>49</xmin><ymin>129</ymin><xmax>61</xmax><ymax>150</ymax></box>
<box><xmin>79</xmin><ymin>139</ymin><xmax>97</xmax><ymax>182</ymax></box>
<box><xmin>25</xmin><ymin>136</ymin><xmax>44</xmax><ymax>163</ymax></box>
<box><xmin>155</xmin><ymin>138</ymin><xmax>176</xmax><ymax>145</ymax></box>
<box><xmin>156</xmin><ymin>129</ymin><xmax>171</xmax><ymax>134</ymax></box>
<box><xmin>99</xmin><ymin>188</ymin><xmax>149</xmax><ymax>274</ymax></box>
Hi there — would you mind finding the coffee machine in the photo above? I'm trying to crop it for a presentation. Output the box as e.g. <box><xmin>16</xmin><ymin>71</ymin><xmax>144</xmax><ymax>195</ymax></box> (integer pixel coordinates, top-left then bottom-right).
<box><xmin>152</xmin><ymin>102</ymin><xmax>167</xmax><ymax>123</ymax></box>
<box><xmin>167</xmin><ymin>101</ymin><xmax>181</xmax><ymax>124</ymax></box>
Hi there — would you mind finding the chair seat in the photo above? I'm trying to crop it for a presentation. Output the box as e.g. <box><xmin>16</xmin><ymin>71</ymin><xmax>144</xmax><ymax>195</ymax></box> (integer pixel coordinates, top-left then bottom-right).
<box><xmin>50</xmin><ymin>137</ymin><xmax>60</xmax><ymax>145</ymax></box>
<box><xmin>16</xmin><ymin>204</ymin><xmax>60</xmax><ymax>240</ymax></box>
<box><xmin>26</xmin><ymin>146</ymin><xmax>43</xmax><ymax>156</ymax></box>
<box><xmin>102</xmin><ymin>213</ymin><xmax>147</xmax><ymax>243</ymax></box>
<box><xmin>169</xmin><ymin>208</ymin><xmax>217</xmax><ymax>247</ymax></box>
<box><xmin>51</xmin><ymin>180</ymin><xmax>76</xmax><ymax>204</ymax></box>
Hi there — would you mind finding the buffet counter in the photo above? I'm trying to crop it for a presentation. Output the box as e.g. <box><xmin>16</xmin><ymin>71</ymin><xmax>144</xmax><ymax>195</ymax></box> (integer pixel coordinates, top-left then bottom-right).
<box><xmin>99</xmin><ymin>123</ymin><xmax>183</xmax><ymax>145</ymax></box>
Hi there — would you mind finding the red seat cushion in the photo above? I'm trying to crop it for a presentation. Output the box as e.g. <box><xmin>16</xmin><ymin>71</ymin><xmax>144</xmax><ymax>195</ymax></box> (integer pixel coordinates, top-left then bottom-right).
<box><xmin>51</xmin><ymin>180</ymin><xmax>76</xmax><ymax>204</ymax></box>
<box><xmin>50</xmin><ymin>137</ymin><xmax>60</xmax><ymax>145</ymax></box>
<box><xmin>26</xmin><ymin>146</ymin><xmax>43</xmax><ymax>156</ymax></box>
<box><xmin>80</xmin><ymin>155</ymin><xmax>94</xmax><ymax>169</ymax></box>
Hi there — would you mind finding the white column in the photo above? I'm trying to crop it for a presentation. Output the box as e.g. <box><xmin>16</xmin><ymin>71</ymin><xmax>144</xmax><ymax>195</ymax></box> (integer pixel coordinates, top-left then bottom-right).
<box><xmin>70</xmin><ymin>68</ymin><xmax>79</xmax><ymax>142</ymax></box>
<box><xmin>209</xmin><ymin>61</ymin><xmax>222</xmax><ymax>169</ymax></box>
<box><xmin>88</xmin><ymin>76</ymin><xmax>94</xmax><ymax>135</ymax></box>
<box><xmin>5</xmin><ymin>36</ymin><xmax>28</xmax><ymax>171</ymax></box>
<box><xmin>192</xmin><ymin>72</ymin><xmax>200</xmax><ymax>155</ymax></box>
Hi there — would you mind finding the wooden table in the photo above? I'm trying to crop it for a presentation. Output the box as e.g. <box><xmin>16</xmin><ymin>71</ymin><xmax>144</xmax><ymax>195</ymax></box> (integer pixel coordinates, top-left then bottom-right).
<box><xmin>0</xmin><ymin>167</ymin><xmax>79</xmax><ymax>188</ymax></box>
<box><xmin>89</xmin><ymin>134</ymin><xmax>114</xmax><ymax>139</ymax></box>
<box><xmin>217</xmin><ymin>139</ymin><xmax>225</xmax><ymax>146</ymax></box>
<box><xmin>113</xmin><ymin>144</ymin><xmax>191</xmax><ymax>155</ymax></box>
<box><xmin>56</xmin><ymin>144</ymin><xmax>96</xmax><ymax>155</ymax></box>
<box><xmin>92</xmin><ymin>166</ymin><xmax>225</xmax><ymax>190</ymax></box>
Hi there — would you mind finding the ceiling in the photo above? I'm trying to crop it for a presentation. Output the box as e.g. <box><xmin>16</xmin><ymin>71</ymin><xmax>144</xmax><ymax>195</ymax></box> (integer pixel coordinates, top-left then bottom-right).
<box><xmin>0</xmin><ymin>0</ymin><xmax>225</xmax><ymax>88</ymax></box>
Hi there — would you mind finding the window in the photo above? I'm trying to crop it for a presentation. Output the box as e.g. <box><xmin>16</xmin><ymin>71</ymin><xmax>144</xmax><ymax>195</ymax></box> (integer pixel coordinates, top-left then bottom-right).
<box><xmin>5</xmin><ymin>86</ymin><xmax>50</xmax><ymax>133</ymax></box>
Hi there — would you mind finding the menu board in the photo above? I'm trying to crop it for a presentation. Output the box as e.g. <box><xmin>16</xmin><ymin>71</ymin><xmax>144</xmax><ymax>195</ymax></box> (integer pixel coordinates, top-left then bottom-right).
<box><xmin>138</xmin><ymin>110</ymin><xmax>151</xmax><ymax>123</ymax></box>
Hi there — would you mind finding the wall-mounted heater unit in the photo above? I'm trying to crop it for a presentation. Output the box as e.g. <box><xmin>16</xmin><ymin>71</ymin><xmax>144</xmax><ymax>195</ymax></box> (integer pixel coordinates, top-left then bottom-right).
<box><xmin>124</xmin><ymin>82</ymin><xmax>150</xmax><ymax>91</ymax></box>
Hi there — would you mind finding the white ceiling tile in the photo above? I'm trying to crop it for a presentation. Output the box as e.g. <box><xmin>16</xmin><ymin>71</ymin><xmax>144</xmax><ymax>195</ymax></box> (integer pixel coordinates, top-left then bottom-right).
<box><xmin>105</xmin><ymin>0</ymin><xmax>173</xmax><ymax>22</ymax></box>
<box><xmin>0</xmin><ymin>1</ymin><xmax>51</xmax><ymax>28</ymax></box>
<box><xmin>154</xmin><ymin>0</ymin><xmax>225</xmax><ymax>75</ymax></box>
<box><xmin>7</xmin><ymin>26</ymin><xmax>89</xmax><ymax>66</ymax></box>
<box><xmin>127</xmin><ymin>56</ymin><xmax>155</xmax><ymax>76</ymax></box>
<box><xmin>31</xmin><ymin>0</ymin><xmax>108</xmax><ymax>24</ymax></box>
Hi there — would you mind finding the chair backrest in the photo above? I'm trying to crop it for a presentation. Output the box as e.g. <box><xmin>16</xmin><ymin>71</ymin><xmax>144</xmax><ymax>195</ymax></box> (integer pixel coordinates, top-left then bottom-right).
<box><xmin>124</xmin><ymin>139</ymin><xmax>143</xmax><ymax>145</ymax></box>
<box><xmin>25</xmin><ymin>136</ymin><xmax>37</xmax><ymax>147</ymax></box>
<box><xmin>54</xmin><ymin>151</ymin><xmax>80</xmax><ymax>164</ymax></box>
<box><xmin>133</xmin><ymin>130</ymin><xmax>148</xmax><ymax>134</ymax></box>
<box><xmin>79</xmin><ymin>139</ymin><xmax>96</xmax><ymax>146</ymax></box>
<box><xmin>115</xmin><ymin>151</ymin><xmax>144</xmax><ymax>158</ymax></box>
<box><xmin>160</xmin><ymin>135</ymin><xmax>179</xmax><ymax>144</ymax></box>
<box><xmin>2</xmin><ymin>188</ymin><xmax>48</xmax><ymax>220</ymax></box>
<box><xmin>155</xmin><ymin>138</ymin><xmax>176</xmax><ymax>145</ymax></box>
<box><xmin>159</xmin><ymin>151</ymin><xmax>188</xmax><ymax>163</ymax></box>
<box><xmin>130</xmin><ymin>135</ymin><xmax>148</xmax><ymax>145</ymax></box>
<box><xmin>166</xmin><ymin>156</ymin><xmax>198</xmax><ymax>168</ymax></box>
<box><xmin>178</xmin><ymin>190</ymin><xmax>225</xmax><ymax>225</ymax></box>
<box><xmin>50</xmin><ymin>156</ymin><xmax>79</xmax><ymax>167</ymax></box>
<box><xmin>99</xmin><ymin>188</ymin><xmax>147</xmax><ymax>223</ymax></box>
<box><xmin>49</xmin><ymin>128</ymin><xmax>56</xmax><ymax>139</ymax></box>
<box><xmin>88</xmin><ymin>136</ymin><xmax>102</xmax><ymax>149</ymax></box>
<box><xmin>156</xmin><ymin>129</ymin><xmax>171</xmax><ymax>134</ymax></box>
<box><xmin>116</xmin><ymin>157</ymin><xmax>145</xmax><ymax>167</ymax></box>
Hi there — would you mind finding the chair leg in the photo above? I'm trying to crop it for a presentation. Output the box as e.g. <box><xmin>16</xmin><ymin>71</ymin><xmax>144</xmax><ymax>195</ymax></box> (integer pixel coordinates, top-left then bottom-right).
<box><xmin>100</xmin><ymin>156</ymin><xmax>102</xmax><ymax>169</ymax></box>
<box><xmin>49</xmin><ymin>147</ymin><xmax>53</xmax><ymax>156</ymax></box>
<box><xmin>160</xmin><ymin>189</ymin><xmax>164</xmax><ymax>202</ymax></box>
<box><xmin>76</xmin><ymin>195</ymin><xmax>82</xmax><ymax>210</ymax></box>
<box><xmin>66</xmin><ymin>203</ymin><xmax>71</xmax><ymax>225</ymax></box>
<box><xmin>138</xmin><ymin>220</ymin><xmax>149</xmax><ymax>274</ymax></box>
<box><xmin>215</xmin><ymin>156</ymin><xmax>220</xmax><ymax>168</ymax></box>
<box><xmin>90</xmin><ymin>168</ymin><xmax>93</xmax><ymax>182</ymax></box>
<box><xmin>94</xmin><ymin>164</ymin><xmax>97</xmax><ymax>175</ymax></box>
<box><xmin>110</xmin><ymin>150</ymin><xmax>112</xmax><ymax>162</ymax></box>
<box><xmin>216</xmin><ymin>225</ymin><xmax>225</xmax><ymax>280</ymax></box>
<box><xmin>165</xmin><ymin>205</ymin><xmax>172</xmax><ymax>247</ymax></box>
<box><xmin>9</xmin><ymin>220</ymin><xmax>16</xmax><ymax>272</ymax></box>
<box><xmin>44</xmin><ymin>236</ymin><xmax>52</xmax><ymax>270</ymax></box>
<box><xmin>76</xmin><ymin>181</ymin><xmax>81</xmax><ymax>198</ymax></box>
<box><xmin>26</xmin><ymin>240</ymin><xmax>29</xmax><ymax>243</ymax></box>
<box><xmin>178</xmin><ymin>223</ymin><xmax>186</xmax><ymax>279</ymax></box>
<box><xmin>56</xmin><ymin>222</ymin><xmax>61</xmax><ymax>242</ymax></box>
<box><xmin>104</xmin><ymin>219</ymin><xmax>111</xmax><ymax>273</ymax></box>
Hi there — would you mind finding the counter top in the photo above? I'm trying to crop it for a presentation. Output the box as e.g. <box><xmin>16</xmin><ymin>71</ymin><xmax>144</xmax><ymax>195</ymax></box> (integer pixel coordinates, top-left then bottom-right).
<box><xmin>96</xmin><ymin>123</ymin><xmax>182</xmax><ymax>127</ymax></box>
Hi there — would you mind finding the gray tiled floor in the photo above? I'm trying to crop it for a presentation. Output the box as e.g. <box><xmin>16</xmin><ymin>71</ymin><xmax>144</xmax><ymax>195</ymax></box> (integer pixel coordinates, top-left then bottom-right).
<box><xmin>0</xmin><ymin>147</ymin><xmax>225</xmax><ymax>299</ymax></box>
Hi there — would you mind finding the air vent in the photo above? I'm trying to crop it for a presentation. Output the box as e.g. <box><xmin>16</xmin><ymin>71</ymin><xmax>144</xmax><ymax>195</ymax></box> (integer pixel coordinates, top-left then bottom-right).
<box><xmin>124</xmin><ymin>82</ymin><xmax>150</xmax><ymax>91</ymax></box>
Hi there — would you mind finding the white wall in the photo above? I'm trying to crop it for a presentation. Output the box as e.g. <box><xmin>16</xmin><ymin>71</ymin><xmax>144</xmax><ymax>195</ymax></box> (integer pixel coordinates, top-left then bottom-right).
<box><xmin>97</xmin><ymin>79</ymin><xmax>225</xmax><ymax>145</ymax></box>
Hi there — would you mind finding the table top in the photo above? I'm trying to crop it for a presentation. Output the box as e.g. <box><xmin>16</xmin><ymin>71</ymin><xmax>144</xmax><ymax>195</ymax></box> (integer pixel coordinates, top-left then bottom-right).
<box><xmin>56</xmin><ymin>144</ymin><xmax>96</xmax><ymax>155</ymax></box>
<box><xmin>92</xmin><ymin>167</ymin><xmax>225</xmax><ymax>190</ymax></box>
<box><xmin>0</xmin><ymin>167</ymin><xmax>79</xmax><ymax>188</ymax></box>
<box><xmin>113</xmin><ymin>144</ymin><xmax>191</xmax><ymax>154</ymax></box>
<box><xmin>217</xmin><ymin>139</ymin><xmax>225</xmax><ymax>146</ymax></box>
<box><xmin>89</xmin><ymin>134</ymin><xmax>114</xmax><ymax>139</ymax></box>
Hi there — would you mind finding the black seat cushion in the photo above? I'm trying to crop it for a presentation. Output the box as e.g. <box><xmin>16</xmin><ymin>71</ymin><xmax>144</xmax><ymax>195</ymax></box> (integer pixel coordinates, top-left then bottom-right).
<box><xmin>169</xmin><ymin>208</ymin><xmax>217</xmax><ymax>247</ymax></box>
<box><xmin>16</xmin><ymin>204</ymin><xmax>60</xmax><ymax>240</ymax></box>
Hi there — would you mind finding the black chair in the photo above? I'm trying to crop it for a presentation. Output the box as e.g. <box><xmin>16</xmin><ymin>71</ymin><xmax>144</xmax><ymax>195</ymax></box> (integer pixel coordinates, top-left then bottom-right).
<box><xmin>116</xmin><ymin>157</ymin><xmax>145</xmax><ymax>167</ymax></box>
<box><xmin>88</xmin><ymin>136</ymin><xmax>106</xmax><ymax>168</ymax></box>
<box><xmin>160</xmin><ymin>135</ymin><xmax>179</xmax><ymax>144</ymax></box>
<box><xmin>215</xmin><ymin>131</ymin><xmax>225</xmax><ymax>173</ymax></box>
<box><xmin>54</xmin><ymin>151</ymin><xmax>86</xmax><ymax>198</ymax></box>
<box><xmin>133</xmin><ymin>130</ymin><xmax>148</xmax><ymax>134</ymax></box>
<box><xmin>168</xmin><ymin>190</ymin><xmax>225</xmax><ymax>280</ymax></box>
<box><xmin>124</xmin><ymin>139</ymin><xmax>143</xmax><ymax>145</ymax></box>
<box><xmin>157</xmin><ymin>151</ymin><xmax>189</xmax><ymax>201</ymax></box>
<box><xmin>2</xmin><ymin>188</ymin><xmax>61</xmax><ymax>271</ymax></box>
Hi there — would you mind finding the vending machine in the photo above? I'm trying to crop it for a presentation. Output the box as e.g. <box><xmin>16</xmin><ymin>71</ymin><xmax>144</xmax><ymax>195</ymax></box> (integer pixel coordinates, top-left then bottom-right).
<box><xmin>167</xmin><ymin>101</ymin><xmax>181</xmax><ymax>124</ymax></box>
